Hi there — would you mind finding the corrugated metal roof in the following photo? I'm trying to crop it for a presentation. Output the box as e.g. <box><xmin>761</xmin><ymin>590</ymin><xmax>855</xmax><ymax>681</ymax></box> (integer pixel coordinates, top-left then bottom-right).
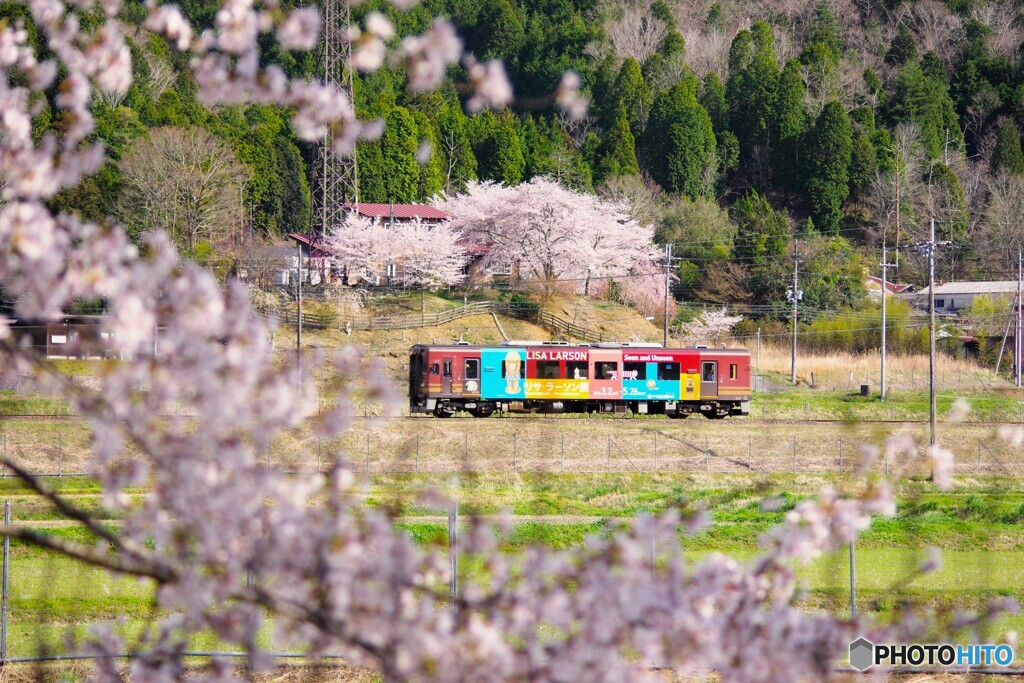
<box><xmin>343</xmin><ymin>202</ymin><xmax>450</xmax><ymax>220</ymax></box>
<box><xmin>917</xmin><ymin>281</ymin><xmax>1020</xmax><ymax>295</ymax></box>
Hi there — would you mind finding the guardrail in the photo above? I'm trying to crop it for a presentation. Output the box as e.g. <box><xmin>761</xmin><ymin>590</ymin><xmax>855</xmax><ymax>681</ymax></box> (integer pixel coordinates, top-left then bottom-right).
<box><xmin>261</xmin><ymin>301</ymin><xmax>609</xmax><ymax>341</ymax></box>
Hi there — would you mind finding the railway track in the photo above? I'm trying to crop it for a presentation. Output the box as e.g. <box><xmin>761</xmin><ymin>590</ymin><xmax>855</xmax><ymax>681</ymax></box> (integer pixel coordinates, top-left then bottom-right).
<box><xmin>2</xmin><ymin>412</ymin><xmax>1022</xmax><ymax>427</ymax></box>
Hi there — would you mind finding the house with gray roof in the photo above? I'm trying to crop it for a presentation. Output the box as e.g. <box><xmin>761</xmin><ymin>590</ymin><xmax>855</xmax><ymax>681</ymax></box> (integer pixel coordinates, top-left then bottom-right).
<box><xmin>913</xmin><ymin>281</ymin><xmax>1019</xmax><ymax>313</ymax></box>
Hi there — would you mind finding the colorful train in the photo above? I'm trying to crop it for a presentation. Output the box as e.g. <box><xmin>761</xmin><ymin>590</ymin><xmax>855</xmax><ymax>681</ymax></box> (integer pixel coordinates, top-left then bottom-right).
<box><xmin>409</xmin><ymin>341</ymin><xmax>752</xmax><ymax>418</ymax></box>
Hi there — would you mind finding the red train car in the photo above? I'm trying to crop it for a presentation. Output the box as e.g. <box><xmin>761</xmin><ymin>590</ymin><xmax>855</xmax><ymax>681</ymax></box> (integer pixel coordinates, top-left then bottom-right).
<box><xmin>409</xmin><ymin>341</ymin><xmax>751</xmax><ymax>418</ymax></box>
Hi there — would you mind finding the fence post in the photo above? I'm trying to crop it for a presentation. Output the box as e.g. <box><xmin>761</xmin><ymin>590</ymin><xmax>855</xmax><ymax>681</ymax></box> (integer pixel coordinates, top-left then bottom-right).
<box><xmin>2</xmin><ymin>435</ymin><xmax>5</xmax><ymax>478</ymax></box>
<box><xmin>792</xmin><ymin>435</ymin><xmax>796</xmax><ymax>473</ymax></box>
<box><xmin>416</xmin><ymin>434</ymin><xmax>420</xmax><ymax>473</ymax></box>
<box><xmin>448</xmin><ymin>503</ymin><xmax>458</xmax><ymax>616</ymax></box>
<box><xmin>978</xmin><ymin>440</ymin><xmax>981</xmax><ymax>474</ymax></box>
<box><xmin>513</xmin><ymin>434</ymin><xmax>517</xmax><ymax>472</ymax></box>
<box><xmin>705</xmin><ymin>435</ymin><xmax>709</xmax><ymax>473</ymax></box>
<box><xmin>560</xmin><ymin>433</ymin><xmax>564</xmax><ymax>473</ymax></box>
<box><xmin>2</xmin><ymin>500</ymin><xmax>9</xmax><ymax>662</ymax></box>
<box><xmin>849</xmin><ymin>540</ymin><xmax>856</xmax><ymax>617</ymax></box>
<box><xmin>839</xmin><ymin>438</ymin><xmax>843</xmax><ymax>474</ymax></box>
<box><xmin>607</xmin><ymin>436</ymin><xmax>611</xmax><ymax>472</ymax></box>
<box><xmin>747</xmin><ymin>435</ymin><xmax>751</xmax><ymax>471</ymax></box>
<box><xmin>653</xmin><ymin>432</ymin><xmax>657</xmax><ymax>472</ymax></box>
<box><xmin>57</xmin><ymin>433</ymin><xmax>62</xmax><ymax>477</ymax></box>
<box><xmin>464</xmin><ymin>433</ymin><xmax>469</xmax><ymax>470</ymax></box>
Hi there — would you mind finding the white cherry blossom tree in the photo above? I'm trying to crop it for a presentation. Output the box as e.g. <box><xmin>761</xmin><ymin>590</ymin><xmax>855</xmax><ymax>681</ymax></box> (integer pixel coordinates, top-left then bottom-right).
<box><xmin>441</xmin><ymin>178</ymin><xmax>660</xmax><ymax>299</ymax></box>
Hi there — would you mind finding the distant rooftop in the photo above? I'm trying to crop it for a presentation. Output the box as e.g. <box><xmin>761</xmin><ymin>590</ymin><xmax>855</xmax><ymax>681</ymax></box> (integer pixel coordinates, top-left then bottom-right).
<box><xmin>342</xmin><ymin>202</ymin><xmax>449</xmax><ymax>221</ymax></box>
<box><xmin>917</xmin><ymin>281</ymin><xmax>1020</xmax><ymax>296</ymax></box>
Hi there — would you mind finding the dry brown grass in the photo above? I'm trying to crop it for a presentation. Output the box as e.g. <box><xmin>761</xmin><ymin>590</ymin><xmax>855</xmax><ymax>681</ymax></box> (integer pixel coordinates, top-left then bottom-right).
<box><xmin>9</xmin><ymin>414</ymin><xmax>1017</xmax><ymax>481</ymax></box>
<box><xmin>753</xmin><ymin>343</ymin><xmax>1010</xmax><ymax>391</ymax></box>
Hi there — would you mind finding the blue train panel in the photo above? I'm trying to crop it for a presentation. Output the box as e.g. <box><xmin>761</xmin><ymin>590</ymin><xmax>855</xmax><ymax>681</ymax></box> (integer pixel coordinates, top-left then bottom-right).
<box><xmin>622</xmin><ymin>362</ymin><xmax>680</xmax><ymax>401</ymax></box>
<box><xmin>481</xmin><ymin>347</ymin><xmax>526</xmax><ymax>399</ymax></box>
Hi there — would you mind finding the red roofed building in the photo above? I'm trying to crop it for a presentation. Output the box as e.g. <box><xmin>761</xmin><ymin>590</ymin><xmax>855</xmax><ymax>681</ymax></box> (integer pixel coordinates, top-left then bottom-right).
<box><xmin>342</xmin><ymin>202</ymin><xmax>450</xmax><ymax>223</ymax></box>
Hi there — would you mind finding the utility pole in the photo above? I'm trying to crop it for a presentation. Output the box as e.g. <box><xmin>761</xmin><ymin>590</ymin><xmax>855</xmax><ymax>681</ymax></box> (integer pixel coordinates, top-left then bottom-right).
<box><xmin>787</xmin><ymin>240</ymin><xmax>802</xmax><ymax>384</ymax></box>
<box><xmin>909</xmin><ymin>218</ymin><xmax>952</xmax><ymax>451</ymax></box>
<box><xmin>755</xmin><ymin>327</ymin><xmax>761</xmax><ymax>390</ymax></box>
<box><xmin>663</xmin><ymin>243</ymin><xmax>672</xmax><ymax>347</ymax></box>
<box><xmin>296</xmin><ymin>238</ymin><xmax>302</xmax><ymax>392</ymax></box>
<box><xmin>1017</xmin><ymin>249</ymin><xmax>1022</xmax><ymax>388</ymax></box>
<box><xmin>880</xmin><ymin>245</ymin><xmax>898</xmax><ymax>401</ymax></box>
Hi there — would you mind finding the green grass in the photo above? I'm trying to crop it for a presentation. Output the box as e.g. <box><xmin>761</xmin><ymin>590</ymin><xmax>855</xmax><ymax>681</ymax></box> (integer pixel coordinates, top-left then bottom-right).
<box><xmin>752</xmin><ymin>388</ymin><xmax>1024</xmax><ymax>422</ymax></box>
<box><xmin>3</xmin><ymin>471</ymin><xmax>1024</xmax><ymax>661</ymax></box>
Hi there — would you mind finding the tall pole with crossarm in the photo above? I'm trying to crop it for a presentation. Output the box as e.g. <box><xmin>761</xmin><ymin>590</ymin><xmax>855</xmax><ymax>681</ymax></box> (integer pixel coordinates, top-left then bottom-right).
<box><xmin>309</xmin><ymin>0</ymin><xmax>358</xmax><ymax>243</ymax></box>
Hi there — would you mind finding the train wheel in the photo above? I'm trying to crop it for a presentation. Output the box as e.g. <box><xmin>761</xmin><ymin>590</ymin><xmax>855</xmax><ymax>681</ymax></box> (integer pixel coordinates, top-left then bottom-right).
<box><xmin>434</xmin><ymin>406</ymin><xmax>455</xmax><ymax>418</ymax></box>
<box><xmin>471</xmin><ymin>408</ymin><xmax>493</xmax><ymax>418</ymax></box>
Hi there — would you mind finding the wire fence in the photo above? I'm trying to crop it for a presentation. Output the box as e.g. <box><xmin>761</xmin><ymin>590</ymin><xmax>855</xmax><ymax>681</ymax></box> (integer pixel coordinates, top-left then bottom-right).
<box><xmin>0</xmin><ymin>423</ymin><xmax>1021</xmax><ymax>477</ymax></box>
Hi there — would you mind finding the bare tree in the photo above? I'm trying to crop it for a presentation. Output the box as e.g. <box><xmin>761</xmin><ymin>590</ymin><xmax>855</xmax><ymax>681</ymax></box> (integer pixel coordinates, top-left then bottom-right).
<box><xmin>980</xmin><ymin>172</ymin><xmax>1024</xmax><ymax>274</ymax></box>
<box><xmin>604</xmin><ymin>0</ymin><xmax>668</xmax><ymax>63</ymax></box>
<box><xmin>682</xmin><ymin>28</ymin><xmax>731</xmax><ymax>79</ymax></box>
<box><xmin>117</xmin><ymin>127</ymin><xmax>250</xmax><ymax>253</ymax></box>
<box><xmin>971</xmin><ymin>2</ymin><xmax>1022</xmax><ymax>60</ymax></box>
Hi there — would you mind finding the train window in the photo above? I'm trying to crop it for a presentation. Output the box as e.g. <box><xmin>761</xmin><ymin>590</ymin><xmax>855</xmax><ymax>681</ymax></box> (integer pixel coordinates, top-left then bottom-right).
<box><xmin>430</xmin><ymin>362</ymin><xmax>440</xmax><ymax>375</ymax></box>
<box><xmin>565</xmin><ymin>362</ymin><xmax>588</xmax><ymax>380</ymax></box>
<box><xmin>702</xmin><ymin>362</ymin><xmax>716</xmax><ymax>382</ymax></box>
<box><xmin>443</xmin><ymin>360</ymin><xmax>452</xmax><ymax>377</ymax></box>
<box><xmin>657</xmin><ymin>362</ymin><xmax>680</xmax><ymax>381</ymax></box>
<box><xmin>537</xmin><ymin>361</ymin><xmax>560</xmax><ymax>379</ymax></box>
<box><xmin>729</xmin><ymin>364</ymin><xmax>738</xmax><ymax>380</ymax></box>
<box><xmin>465</xmin><ymin>359</ymin><xmax>479</xmax><ymax>380</ymax></box>
<box><xmin>595</xmin><ymin>361</ymin><xmax>618</xmax><ymax>380</ymax></box>
<box><xmin>623</xmin><ymin>362</ymin><xmax>646</xmax><ymax>380</ymax></box>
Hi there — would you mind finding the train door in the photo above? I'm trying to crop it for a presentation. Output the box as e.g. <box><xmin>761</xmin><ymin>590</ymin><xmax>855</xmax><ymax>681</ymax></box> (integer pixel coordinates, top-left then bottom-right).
<box><xmin>700</xmin><ymin>359</ymin><xmax>718</xmax><ymax>398</ymax></box>
<box><xmin>588</xmin><ymin>349</ymin><xmax>621</xmax><ymax>400</ymax></box>
<box><xmin>441</xmin><ymin>356</ymin><xmax>454</xmax><ymax>396</ymax></box>
<box><xmin>680</xmin><ymin>350</ymin><xmax>700</xmax><ymax>401</ymax></box>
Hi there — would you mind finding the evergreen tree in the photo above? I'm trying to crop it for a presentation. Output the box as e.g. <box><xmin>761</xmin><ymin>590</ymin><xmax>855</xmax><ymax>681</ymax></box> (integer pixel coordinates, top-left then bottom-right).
<box><xmin>411</xmin><ymin>110</ymin><xmax>444</xmax><ymax>199</ymax></box>
<box><xmin>807</xmin><ymin>0</ymin><xmax>842</xmax><ymax>57</ymax></box>
<box><xmin>802</xmin><ymin>100</ymin><xmax>852</xmax><ymax>234</ymax></box>
<box><xmin>274</xmin><ymin>136</ymin><xmax>310</xmax><ymax>235</ymax></box>
<box><xmin>887</xmin><ymin>60</ymin><xmax>963</xmax><ymax>160</ymax></box>
<box><xmin>471</xmin><ymin>110</ymin><xmax>525</xmax><ymax>185</ymax></box>
<box><xmin>886</xmin><ymin>23</ymin><xmax>917</xmax><ymax>66</ymax></box>
<box><xmin>990</xmin><ymin>118</ymin><xmax>1024</xmax><ymax>174</ymax></box>
<box><xmin>772</xmin><ymin>59</ymin><xmax>806</xmax><ymax>192</ymax></box>
<box><xmin>358</xmin><ymin>105</ymin><xmax>422</xmax><ymax>202</ymax></box>
<box><xmin>726</xmin><ymin>22</ymin><xmax>779</xmax><ymax>158</ymax></box>
<box><xmin>596</xmin><ymin>102</ymin><xmax>640</xmax><ymax>182</ymax></box>
<box><xmin>699</xmin><ymin>72</ymin><xmax>728</xmax><ymax>134</ymax></box>
<box><xmin>732</xmin><ymin>188</ymin><xmax>790</xmax><ymax>304</ymax></box>
<box><xmin>848</xmin><ymin>127</ymin><xmax>878</xmax><ymax>195</ymax></box>
<box><xmin>643</xmin><ymin>83</ymin><xmax>716</xmax><ymax>198</ymax></box>
<box><xmin>611</xmin><ymin>58</ymin><xmax>653</xmax><ymax>134</ymax></box>
<box><xmin>437</xmin><ymin>102</ymin><xmax>478</xmax><ymax>194</ymax></box>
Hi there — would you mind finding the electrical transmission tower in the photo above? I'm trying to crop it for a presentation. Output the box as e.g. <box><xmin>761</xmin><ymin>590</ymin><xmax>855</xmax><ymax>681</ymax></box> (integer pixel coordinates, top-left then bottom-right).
<box><xmin>309</xmin><ymin>0</ymin><xmax>358</xmax><ymax>243</ymax></box>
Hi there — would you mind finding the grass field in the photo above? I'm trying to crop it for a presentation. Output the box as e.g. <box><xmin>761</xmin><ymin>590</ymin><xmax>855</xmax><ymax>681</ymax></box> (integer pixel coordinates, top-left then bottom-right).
<box><xmin>0</xmin><ymin>473</ymin><xmax>1022</xmax><ymax>663</ymax></box>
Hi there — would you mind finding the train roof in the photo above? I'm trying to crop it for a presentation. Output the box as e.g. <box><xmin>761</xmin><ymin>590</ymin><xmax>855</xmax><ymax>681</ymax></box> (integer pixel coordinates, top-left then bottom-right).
<box><xmin>410</xmin><ymin>343</ymin><xmax>750</xmax><ymax>353</ymax></box>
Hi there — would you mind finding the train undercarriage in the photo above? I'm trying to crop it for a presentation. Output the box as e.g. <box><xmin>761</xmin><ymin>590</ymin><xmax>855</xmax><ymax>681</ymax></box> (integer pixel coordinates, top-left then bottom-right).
<box><xmin>414</xmin><ymin>398</ymin><xmax>749</xmax><ymax>419</ymax></box>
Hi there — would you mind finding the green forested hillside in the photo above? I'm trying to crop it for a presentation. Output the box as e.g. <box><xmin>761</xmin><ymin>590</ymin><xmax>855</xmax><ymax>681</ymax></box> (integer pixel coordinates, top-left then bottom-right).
<box><xmin>28</xmin><ymin>0</ymin><xmax>1024</xmax><ymax>315</ymax></box>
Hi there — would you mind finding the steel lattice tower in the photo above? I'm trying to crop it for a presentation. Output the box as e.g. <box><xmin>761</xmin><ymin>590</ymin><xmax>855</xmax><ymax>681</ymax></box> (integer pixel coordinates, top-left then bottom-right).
<box><xmin>309</xmin><ymin>0</ymin><xmax>358</xmax><ymax>242</ymax></box>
